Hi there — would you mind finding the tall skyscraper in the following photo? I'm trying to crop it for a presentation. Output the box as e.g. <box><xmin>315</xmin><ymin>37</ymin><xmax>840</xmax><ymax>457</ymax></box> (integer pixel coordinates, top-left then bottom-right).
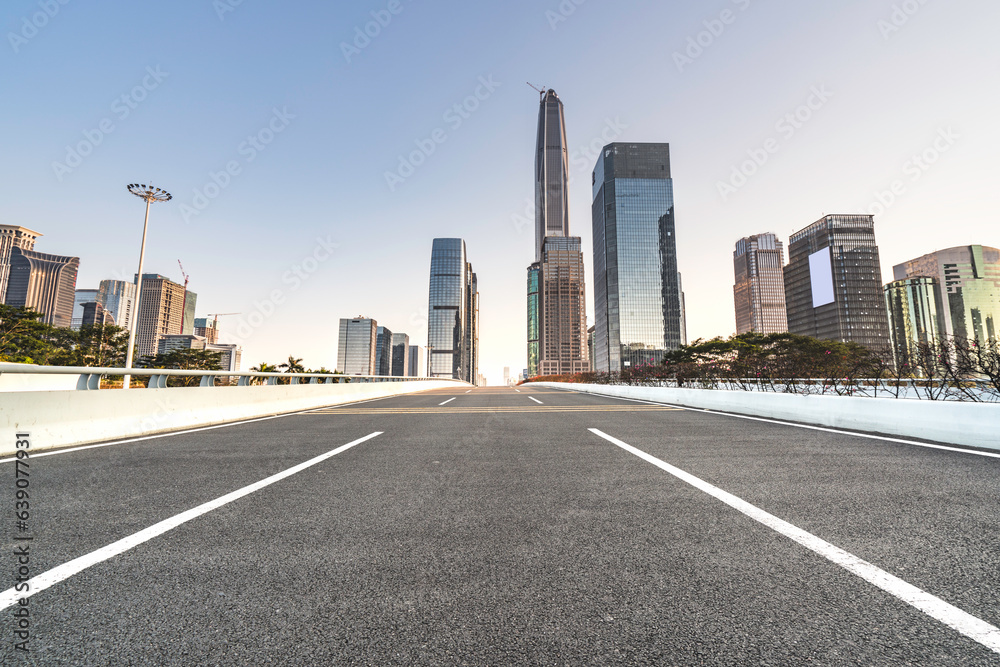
<box><xmin>338</xmin><ymin>317</ymin><xmax>377</xmax><ymax>375</ymax></box>
<box><xmin>71</xmin><ymin>288</ymin><xmax>100</xmax><ymax>329</ymax></box>
<box><xmin>0</xmin><ymin>225</ymin><xmax>41</xmax><ymax>302</ymax></box>
<box><xmin>783</xmin><ymin>214</ymin><xmax>891</xmax><ymax>351</ymax></box>
<box><xmin>97</xmin><ymin>279</ymin><xmax>136</xmax><ymax>331</ymax></box>
<box><xmin>375</xmin><ymin>325</ymin><xmax>394</xmax><ymax>376</ymax></box>
<box><xmin>134</xmin><ymin>274</ymin><xmax>188</xmax><ymax>358</ymax></box>
<box><xmin>535</xmin><ymin>89</ymin><xmax>570</xmax><ymax>260</ymax></box>
<box><xmin>733</xmin><ymin>233</ymin><xmax>788</xmax><ymax>335</ymax></box>
<box><xmin>408</xmin><ymin>345</ymin><xmax>424</xmax><ymax>378</ymax></box>
<box><xmin>428</xmin><ymin>238</ymin><xmax>479</xmax><ymax>382</ymax></box>
<box><xmin>893</xmin><ymin>245</ymin><xmax>999</xmax><ymax>345</ymax></box>
<box><xmin>527</xmin><ymin>88</ymin><xmax>588</xmax><ymax>376</ymax></box>
<box><xmin>4</xmin><ymin>247</ymin><xmax>79</xmax><ymax>328</ymax></box>
<box><xmin>884</xmin><ymin>277</ymin><xmax>942</xmax><ymax>370</ymax></box>
<box><xmin>591</xmin><ymin>143</ymin><xmax>684</xmax><ymax>372</ymax></box>
<box><xmin>391</xmin><ymin>333</ymin><xmax>410</xmax><ymax>376</ymax></box>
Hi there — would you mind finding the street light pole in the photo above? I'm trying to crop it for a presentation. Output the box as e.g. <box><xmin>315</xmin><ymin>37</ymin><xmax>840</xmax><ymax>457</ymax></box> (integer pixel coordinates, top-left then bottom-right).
<box><xmin>123</xmin><ymin>184</ymin><xmax>172</xmax><ymax>389</ymax></box>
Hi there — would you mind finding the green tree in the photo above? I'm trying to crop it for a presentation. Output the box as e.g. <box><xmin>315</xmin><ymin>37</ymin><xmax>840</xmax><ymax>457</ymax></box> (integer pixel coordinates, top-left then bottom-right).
<box><xmin>0</xmin><ymin>305</ymin><xmax>58</xmax><ymax>364</ymax></box>
<box><xmin>279</xmin><ymin>356</ymin><xmax>305</xmax><ymax>373</ymax></box>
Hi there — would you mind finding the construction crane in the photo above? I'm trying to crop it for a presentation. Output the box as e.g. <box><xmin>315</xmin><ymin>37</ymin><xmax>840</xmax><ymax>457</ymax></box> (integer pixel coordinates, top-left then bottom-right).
<box><xmin>526</xmin><ymin>82</ymin><xmax>546</xmax><ymax>96</ymax></box>
<box><xmin>177</xmin><ymin>260</ymin><xmax>190</xmax><ymax>332</ymax></box>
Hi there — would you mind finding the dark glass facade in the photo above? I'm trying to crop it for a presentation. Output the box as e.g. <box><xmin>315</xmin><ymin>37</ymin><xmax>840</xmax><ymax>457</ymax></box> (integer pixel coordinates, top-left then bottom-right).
<box><xmin>535</xmin><ymin>89</ymin><xmax>570</xmax><ymax>262</ymax></box>
<box><xmin>783</xmin><ymin>215</ymin><xmax>891</xmax><ymax>352</ymax></box>
<box><xmin>526</xmin><ymin>263</ymin><xmax>540</xmax><ymax>377</ymax></box>
<box><xmin>375</xmin><ymin>326</ymin><xmax>393</xmax><ymax>376</ymax></box>
<box><xmin>428</xmin><ymin>238</ymin><xmax>478</xmax><ymax>382</ymax></box>
<box><xmin>337</xmin><ymin>317</ymin><xmax>376</xmax><ymax>375</ymax></box>
<box><xmin>592</xmin><ymin>143</ymin><xmax>683</xmax><ymax>372</ymax></box>
<box><xmin>391</xmin><ymin>332</ymin><xmax>410</xmax><ymax>377</ymax></box>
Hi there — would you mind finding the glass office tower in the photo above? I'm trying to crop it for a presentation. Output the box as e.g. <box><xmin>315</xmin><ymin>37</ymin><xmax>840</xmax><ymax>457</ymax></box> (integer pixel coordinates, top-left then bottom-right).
<box><xmin>592</xmin><ymin>143</ymin><xmax>684</xmax><ymax>372</ymax></box>
<box><xmin>338</xmin><ymin>317</ymin><xmax>377</xmax><ymax>375</ymax></box>
<box><xmin>375</xmin><ymin>326</ymin><xmax>394</xmax><ymax>376</ymax></box>
<box><xmin>97</xmin><ymin>279</ymin><xmax>136</xmax><ymax>331</ymax></box>
<box><xmin>783</xmin><ymin>215</ymin><xmax>891</xmax><ymax>352</ymax></box>
<box><xmin>884</xmin><ymin>277</ymin><xmax>942</xmax><ymax>372</ymax></box>
<box><xmin>893</xmin><ymin>245</ymin><xmax>999</xmax><ymax>345</ymax></box>
<box><xmin>391</xmin><ymin>333</ymin><xmax>410</xmax><ymax>377</ymax></box>
<box><xmin>428</xmin><ymin>238</ymin><xmax>478</xmax><ymax>382</ymax></box>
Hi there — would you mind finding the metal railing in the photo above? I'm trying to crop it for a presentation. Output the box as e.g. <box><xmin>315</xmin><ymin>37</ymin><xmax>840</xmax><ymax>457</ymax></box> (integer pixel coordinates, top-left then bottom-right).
<box><xmin>0</xmin><ymin>363</ymin><xmax>465</xmax><ymax>391</ymax></box>
<box><xmin>552</xmin><ymin>375</ymin><xmax>1000</xmax><ymax>402</ymax></box>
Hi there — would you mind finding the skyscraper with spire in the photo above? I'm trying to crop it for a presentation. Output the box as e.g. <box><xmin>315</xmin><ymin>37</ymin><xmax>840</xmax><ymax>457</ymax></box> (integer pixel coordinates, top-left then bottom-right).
<box><xmin>527</xmin><ymin>89</ymin><xmax>588</xmax><ymax>377</ymax></box>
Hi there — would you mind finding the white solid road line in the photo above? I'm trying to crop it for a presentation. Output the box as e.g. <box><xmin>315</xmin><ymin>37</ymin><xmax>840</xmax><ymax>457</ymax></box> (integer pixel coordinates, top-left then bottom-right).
<box><xmin>529</xmin><ymin>396</ymin><xmax>543</xmax><ymax>404</ymax></box>
<box><xmin>548</xmin><ymin>388</ymin><xmax>1000</xmax><ymax>460</ymax></box>
<box><xmin>0</xmin><ymin>432</ymin><xmax>383</xmax><ymax>612</ymax></box>
<box><xmin>589</xmin><ymin>428</ymin><xmax>1000</xmax><ymax>655</ymax></box>
<box><xmin>439</xmin><ymin>397</ymin><xmax>457</xmax><ymax>406</ymax></box>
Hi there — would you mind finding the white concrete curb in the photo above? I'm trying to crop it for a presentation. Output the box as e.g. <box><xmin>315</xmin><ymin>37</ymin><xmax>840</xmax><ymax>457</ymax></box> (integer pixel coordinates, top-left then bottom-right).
<box><xmin>536</xmin><ymin>383</ymin><xmax>1000</xmax><ymax>452</ymax></box>
<box><xmin>1</xmin><ymin>381</ymin><xmax>458</xmax><ymax>455</ymax></box>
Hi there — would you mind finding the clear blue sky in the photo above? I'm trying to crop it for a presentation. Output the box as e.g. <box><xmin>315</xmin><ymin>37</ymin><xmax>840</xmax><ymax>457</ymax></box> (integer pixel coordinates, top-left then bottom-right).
<box><xmin>4</xmin><ymin>0</ymin><xmax>998</xmax><ymax>381</ymax></box>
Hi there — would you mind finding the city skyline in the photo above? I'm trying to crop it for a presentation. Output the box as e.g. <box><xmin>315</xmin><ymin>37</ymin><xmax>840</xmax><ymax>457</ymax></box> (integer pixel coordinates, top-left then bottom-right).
<box><xmin>3</xmin><ymin>3</ymin><xmax>998</xmax><ymax>381</ymax></box>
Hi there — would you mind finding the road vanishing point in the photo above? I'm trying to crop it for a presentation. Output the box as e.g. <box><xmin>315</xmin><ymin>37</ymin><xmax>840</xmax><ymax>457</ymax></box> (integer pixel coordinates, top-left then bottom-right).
<box><xmin>2</xmin><ymin>386</ymin><xmax>999</xmax><ymax>665</ymax></box>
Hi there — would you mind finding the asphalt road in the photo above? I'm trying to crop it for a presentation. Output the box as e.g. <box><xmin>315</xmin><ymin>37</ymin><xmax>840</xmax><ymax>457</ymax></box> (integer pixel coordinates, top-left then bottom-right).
<box><xmin>2</xmin><ymin>386</ymin><xmax>999</xmax><ymax>665</ymax></box>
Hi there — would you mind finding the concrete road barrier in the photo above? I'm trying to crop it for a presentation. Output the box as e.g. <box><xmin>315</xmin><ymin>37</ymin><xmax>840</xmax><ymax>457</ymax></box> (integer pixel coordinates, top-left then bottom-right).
<box><xmin>536</xmin><ymin>383</ymin><xmax>1000</xmax><ymax>452</ymax></box>
<box><xmin>0</xmin><ymin>380</ymin><xmax>458</xmax><ymax>455</ymax></box>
